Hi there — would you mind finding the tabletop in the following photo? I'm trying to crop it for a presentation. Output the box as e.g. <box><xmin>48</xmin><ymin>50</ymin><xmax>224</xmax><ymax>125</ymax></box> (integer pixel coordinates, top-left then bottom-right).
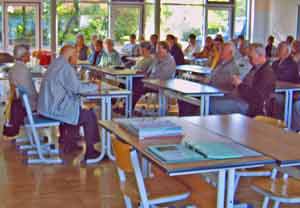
<box><xmin>176</xmin><ymin>65</ymin><xmax>212</xmax><ymax>75</ymax></box>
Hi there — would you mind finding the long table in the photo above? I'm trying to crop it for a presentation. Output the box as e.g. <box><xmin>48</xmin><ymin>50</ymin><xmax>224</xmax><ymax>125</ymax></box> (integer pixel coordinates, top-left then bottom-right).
<box><xmin>83</xmin><ymin>65</ymin><xmax>144</xmax><ymax>117</ymax></box>
<box><xmin>143</xmin><ymin>78</ymin><xmax>226</xmax><ymax>116</ymax></box>
<box><xmin>99</xmin><ymin>114</ymin><xmax>300</xmax><ymax>208</ymax></box>
<box><xmin>275</xmin><ymin>81</ymin><xmax>300</xmax><ymax>129</ymax></box>
<box><xmin>81</xmin><ymin>81</ymin><xmax>131</xmax><ymax>164</ymax></box>
<box><xmin>176</xmin><ymin>64</ymin><xmax>212</xmax><ymax>76</ymax></box>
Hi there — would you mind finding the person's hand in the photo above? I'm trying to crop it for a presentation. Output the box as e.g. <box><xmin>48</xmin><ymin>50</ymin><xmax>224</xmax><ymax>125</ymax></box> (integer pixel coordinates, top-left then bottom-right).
<box><xmin>232</xmin><ymin>75</ymin><xmax>242</xmax><ymax>87</ymax></box>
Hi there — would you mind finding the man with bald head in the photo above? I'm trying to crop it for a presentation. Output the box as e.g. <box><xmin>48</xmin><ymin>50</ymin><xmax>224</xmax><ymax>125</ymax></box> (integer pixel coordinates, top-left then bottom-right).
<box><xmin>210</xmin><ymin>43</ymin><xmax>276</xmax><ymax>116</ymax></box>
<box><xmin>272</xmin><ymin>41</ymin><xmax>300</xmax><ymax>83</ymax></box>
<box><xmin>38</xmin><ymin>45</ymin><xmax>101</xmax><ymax>160</ymax></box>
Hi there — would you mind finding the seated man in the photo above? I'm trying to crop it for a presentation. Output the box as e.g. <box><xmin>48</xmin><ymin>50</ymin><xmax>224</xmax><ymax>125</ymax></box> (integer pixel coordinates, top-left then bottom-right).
<box><xmin>150</xmin><ymin>34</ymin><xmax>159</xmax><ymax>54</ymax></box>
<box><xmin>184</xmin><ymin>33</ymin><xmax>201</xmax><ymax>58</ymax></box>
<box><xmin>99</xmin><ymin>38</ymin><xmax>122</xmax><ymax>67</ymax></box>
<box><xmin>272</xmin><ymin>42</ymin><xmax>300</xmax><ymax>83</ymax></box>
<box><xmin>178</xmin><ymin>42</ymin><xmax>240</xmax><ymax>116</ymax></box>
<box><xmin>38</xmin><ymin>45</ymin><xmax>101</xmax><ymax>160</ymax></box>
<box><xmin>210</xmin><ymin>43</ymin><xmax>276</xmax><ymax>117</ymax></box>
<box><xmin>121</xmin><ymin>34</ymin><xmax>140</xmax><ymax>57</ymax></box>
<box><xmin>265</xmin><ymin>35</ymin><xmax>276</xmax><ymax>59</ymax></box>
<box><xmin>166</xmin><ymin>34</ymin><xmax>185</xmax><ymax>66</ymax></box>
<box><xmin>88</xmin><ymin>39</ymin><xmax>103</xmax><ymax>66</ymax></box>
<box><xmin>75</xmin><ymin>33</ymin><xmax>90</xmax><ymax>61</ymax></box>
<box><xmin>9</xmin><ymin>44</ymin><xmax>38</xmax><ymax>111</ymax></box>
<box><xmin>235</xmin><ymin>44</ymin><xmax>252</xmax><ymax>79</ymax></box>
<box><xmin>132</xmin><ymin>41</ymin><xmax>176</xmax><ymax>110</ymax></box>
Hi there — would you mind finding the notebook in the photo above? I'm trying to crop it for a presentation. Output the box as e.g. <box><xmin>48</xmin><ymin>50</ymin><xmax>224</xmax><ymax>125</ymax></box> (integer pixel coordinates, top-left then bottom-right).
<box><xmin>184</xmin><ymin>141</ymin><xmax>261</xmax><ymax>160</ymax></box>
<box><xmin>117</xmin><ymin>118</ymin><xmax>183</xmax><ymax>140</ymax></box>
<box><xmin>147</xmin><ymin>144</ymin><xmax>206</xmax><ymax>163</ymax></box>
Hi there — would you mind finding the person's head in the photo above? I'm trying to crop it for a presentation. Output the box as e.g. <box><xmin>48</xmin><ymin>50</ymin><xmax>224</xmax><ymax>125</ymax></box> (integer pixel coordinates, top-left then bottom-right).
<box><xmin>103</xmin><ymin>38</ymin><xmax>114</xmax><ymax>53</ymax></box>
<box><xmin>277</xmin><ymin>42</ymin><xmax>289</xmax><ymax>60</ymax></box>
<box><xmin>13</xmin><ymin>44</ymin><xmax>30</xmax><ymax>64</ymax></box>
<box><xmin>292</xmin><ymin>40</ymin><xmax>300</xmax><ymax>61</ymax></box>
<box><xmin>220</xmin><ymin>42</ymin><xmax>235</xmax><ymax>62</ymax></box>
<box><xmin>240</xmin><ymin>45</ymin><xmax>250</xmax><ymax>57</ymax></box>
<box><xmin>150</xmin><ymin>34</ymin><xmax>158</xmax><ymax>45</ymax></box>
<box><xmin>267</xmin><ymin>35</ymin><xmax>275</xmax><ymax>45</ymax></box>
<box><xmin>60</xmin><ymin>44</ymin><xmax>77</xmax><ymax>65</ymax></box>
<box><xmin>286</xmin><ymin>35</ymin><xmax>294</xmax><ymax>45</ymax></box>
<box><xmin>189</xmin><ymin>34</ymin><xmax>196</xmax><ymax>46</ymax></box>
<box><xmin>215</xmin><ymin>34</ymin><xmax>224</xmax><ymax>43</ymax></box>
<box><xmin>157</xmin><ymin>41</ymin><xmax>169</xmax><ymax>58</ymax></box>
<box><xmin>166</xmin><ymin>34</ymin><xmax>176</xmax><ymax>49</ymax></box>
<box><xmin>129</xmin><ymin>34</ymin><xmax>137</xmax><ymax>44</ymax></box>
<box><xmin>237</xmin><ymin>35</ymin><xmax>245</xmax><ymax>48</ymax></box>
<box><xmin>204</xmin><ymin>36</ymin><xmax>213</xmax><ymax>48</ymax></box>
<box><xmin>91</xmin><ymin>34</ymin><xmax>98</xmax><ymax>43</ymax></box>
<box><xmin>248</xmin><ymin>43</ymin><xmax>266</xmax><ymax>66</ymax></box>
<box><xmin>214</xmin><ymin>37</ymin><xmax>224</xmax><ymax>52</ymax></box>
<box><xmin>76</xmin><ymin>34</ymin><xmax>85</xmax><ymax>47</ymax></box>
<box><xmin>94</xmin><ymin>39</ymin><xmax>103</xmax><ymax>52</ymax></box>
<box><xmin>139</xmin><ymin>41</ymin><xmax>152</xmax><ymax>57</ymax></box>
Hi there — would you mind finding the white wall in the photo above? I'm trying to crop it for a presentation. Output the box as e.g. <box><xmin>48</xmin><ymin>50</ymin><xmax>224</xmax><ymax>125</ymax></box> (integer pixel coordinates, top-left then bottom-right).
<box><xmin>251</xmin><ymin>0</ymin><xmax>299</xmax><ymax>44</ymax></box>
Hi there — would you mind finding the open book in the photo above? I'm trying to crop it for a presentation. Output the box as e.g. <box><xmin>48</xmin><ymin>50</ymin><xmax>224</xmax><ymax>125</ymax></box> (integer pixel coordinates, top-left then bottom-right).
<box><xmin>147</xmin><ymin>141</ymin><xmax>261</xmax><ymax>164</ymax></box>
<box><xmin>117</xmin><ymin>118</ymin><xmax>183</xmax><ymax>140</ymax></box>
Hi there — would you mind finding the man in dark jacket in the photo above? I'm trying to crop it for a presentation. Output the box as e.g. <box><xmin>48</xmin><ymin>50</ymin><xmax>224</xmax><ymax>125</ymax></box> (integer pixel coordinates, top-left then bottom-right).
<box><xmin>272</xmin><ymin>42</ymin><xmax>300</xmax><ymax>83</ymax></box>
<box><xmin>210</xmin><ymin>43</ymin><xmax>276</xmax><ymax>117</ymax></box>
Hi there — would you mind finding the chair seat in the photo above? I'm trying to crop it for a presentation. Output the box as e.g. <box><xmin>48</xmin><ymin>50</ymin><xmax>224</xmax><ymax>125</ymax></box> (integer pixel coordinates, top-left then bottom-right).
<box><xmin>252</xmin><ymin>177</ymin><xmax>300</xmax><ymax>200</ymax></box>
<box><xmin>121</xmin><ymin>175</ymin><xmax>190</xmax><ymax>204</ymax></box>
<box><xmin>25</xmin><ymin>115</ymin><xmax>60</xmax><ymax>127</ymax></box>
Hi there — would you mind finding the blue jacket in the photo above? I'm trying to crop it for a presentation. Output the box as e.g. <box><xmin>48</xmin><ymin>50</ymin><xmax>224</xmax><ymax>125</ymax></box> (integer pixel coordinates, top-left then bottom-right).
<box><xmin>88</xmin><ymin>50</ymin><xmax>103</xmax><ymax>65</ymax></box>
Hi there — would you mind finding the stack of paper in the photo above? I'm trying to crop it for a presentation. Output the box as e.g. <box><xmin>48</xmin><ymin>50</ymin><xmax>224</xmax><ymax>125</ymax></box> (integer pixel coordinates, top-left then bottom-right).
<box><xmin>117</xmin><ymin>119</ymin><xmax>183</xmax><ymax>139</ymax></box>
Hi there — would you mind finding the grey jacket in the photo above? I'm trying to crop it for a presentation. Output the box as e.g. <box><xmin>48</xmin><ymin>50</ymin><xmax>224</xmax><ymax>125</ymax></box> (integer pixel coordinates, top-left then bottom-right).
<box><xmin>8</xmin><ymin>61</ymin><xmax>38</xmax><ymax>111</ymax></box>
<box><xmin>147</xmin><ymin>53</ymin><xmax>176</xmax><ymax>80</ymax></box>
<box><xmin>37</xmin><ymin>56</ymin><xmax>98</xmax><ymax>125</ymax></box>
<box><xmin>210</xmin><ymin>59</ymin><xmax>240</xmax><ymax>91</ymax></box>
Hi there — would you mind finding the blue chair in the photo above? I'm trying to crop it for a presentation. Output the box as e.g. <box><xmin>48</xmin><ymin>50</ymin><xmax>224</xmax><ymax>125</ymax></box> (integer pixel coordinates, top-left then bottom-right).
<box><xmin>17</xmin><ymin>86</ymin><xmax>63</xmax><ymax>164</ymax></box>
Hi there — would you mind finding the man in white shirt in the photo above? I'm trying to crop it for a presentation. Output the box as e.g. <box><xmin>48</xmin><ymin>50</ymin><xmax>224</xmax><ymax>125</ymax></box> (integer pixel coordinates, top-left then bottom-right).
<box><xmin>184</xmin><ymin>33</ymin><xmax>201</xmax><ymax>58</ymax></box>
<box><xmin>121</xmin><ymin>34</ymin><xmax>140</xmax><ymax>57</ymax></box>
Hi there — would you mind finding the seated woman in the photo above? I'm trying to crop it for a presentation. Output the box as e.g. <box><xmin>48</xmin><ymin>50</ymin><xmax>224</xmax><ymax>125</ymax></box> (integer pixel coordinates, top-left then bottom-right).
<box><xmin>38</xmin><ymin>45</ymin><xmax>101</xmax><ymax>160</ymax></box>
<box><xmin>133</xmin><ymin>41</ymin><xmax>176</xmax><ymax>111</ymax></box>
<box><xmin>184</xmin><ymin>33</ymin><xmax>201</xmax><ymax>58</ymax></box>
<box><xmin>88</xmin><ymin>39</ymin><xmax>103</xmax><ymax>66</ymax></box>
<box><xmin>99</xmin><ymin>38</ymin><xmax>122</xmax><ymax>67</ymax></box>
<box><xmin>166</xmin><ymin>34</ymin><xmax>185</xmax><ymax>66</ymax></box>
<box><xmin>75</xmin><ymin>34</ymin><xmax>90</xmax><ymax>61</ymax></box>
<box><xmin>132</xmin><ymin>41</ymin><xmax>154</xmax><ymax>108</ymax></box>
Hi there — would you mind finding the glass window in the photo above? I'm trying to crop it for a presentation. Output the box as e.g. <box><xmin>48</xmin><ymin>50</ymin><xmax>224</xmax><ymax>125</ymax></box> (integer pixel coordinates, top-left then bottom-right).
<box><xmin>234</xmin><ymin>0</ymin><xmax>249</xmax><ymax>39</ymax></box>
<box><xmin>0</xmin><ymin>4</ymin><xmax>2</xmax><ymax>48</ymax></box>
<box><xmin>42</xmin><ymin>0</ymin><xmax>51</xmax><ymax>48</ymax></box>
<box><xmin>207</xmin><ymin>8</ymin><xmax>231</xmax><ymax>41</ymax></box>
<box><xmin>7</xmin><ymin>5</ymin><xmax>38</xmax><ymax>49</ymax></box>
<box><xmin>144</xmin><ymin>3</ymin><xmax>155</xmax><ymax>40</ymax></box>
<box><xmin>207</xmin><ymin>0</ymin><xmax>233</xmax><ymax>3</ymax></box>
<box><xmin>57</xmin><ymin>1</ymin><xmax>108</xmax><ymax>47</ymax></box>
<box><xmin>160</xmin><ymin>3</ymin><xmax>205</xmax><ymax>49</ymax></box>
<box><xmin>112</xmin><ymin>6</ymin><xmax>141</xmax><ymax>48</ymax></box>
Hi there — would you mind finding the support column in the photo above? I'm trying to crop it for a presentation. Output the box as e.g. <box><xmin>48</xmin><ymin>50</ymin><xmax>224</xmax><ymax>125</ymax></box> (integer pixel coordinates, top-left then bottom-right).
<box><xmin>154</xmin><ymin>0</ymin><xmax>160</xmax><ymax>38</ymax></box>
<box><xmin>50</xmin><ymin>0</ymin><xmax>57</xmax><ymax>56</ymax></box>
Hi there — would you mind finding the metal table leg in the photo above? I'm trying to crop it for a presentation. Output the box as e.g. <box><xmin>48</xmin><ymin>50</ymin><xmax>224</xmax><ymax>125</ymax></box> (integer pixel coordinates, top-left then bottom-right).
<box><xmin>125</xmin><ymin>76</ymin><xmax>133</xmax><ymax>117</ymax></box>
<box><xmin>106</xmin><ymin>96</ymin><xmax>115</xmax><ymax>161</ymax></box>
<box><xmin>158</xmin><ymin>89</ymin><xmax>167</xmax><ymax>116</ymax></box>
<box><xmin>204</xmin><ymin>95</ymin><xmax>210</xmax><ymax>116</ymax></box>
<box><xmin>283</xmin><ymin>91</ymin><xmax>290</xmax><ymax>128</ymax></box>
<box><xmin>287</xmin><ymin>90</ymin><xmax>294</xmax><ymax>129</ymax></box>
<box><xmin>200</xmin><ymin>95</ymin><xmax>205</xmax><ymax>116</ymax></box>
<box><xmin>217</xmin><ymin>170</ymin><xmax>226</xmax><ymax>208</ymax></box>
<box><xmin>226</xmin><ymin>169</ymin><xmax>235</xmax><ymax>208</ymax></box>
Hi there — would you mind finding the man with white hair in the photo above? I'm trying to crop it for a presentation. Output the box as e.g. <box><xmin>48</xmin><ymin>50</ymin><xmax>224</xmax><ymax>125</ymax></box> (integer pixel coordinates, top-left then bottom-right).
<box><xmin>38</xmin><ymin>45</ymin><xmax>101</xmax><ymax>160</ymax></box>
<box><xmin>8</xmin><ymin>44</ymin><xmax>38</xmax><ymax>111</ymax></box>
<box><xmin>99</xmin><ymin>38</ymin><xmax>122</xmax><ymax>67</ymax></box>
<box><xmin>210</xmin><ymin>43</ymin><xmax>276</xmax><ymax>117</ymax></box>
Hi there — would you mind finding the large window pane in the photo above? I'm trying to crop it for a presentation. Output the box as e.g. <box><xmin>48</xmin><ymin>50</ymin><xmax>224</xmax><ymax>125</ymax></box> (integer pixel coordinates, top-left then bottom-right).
<box><xmin>144</xmin><ymin>3</ymin><xmax>155</xmax><ymax>40</ymax></box>
<box><xmin>112</xmin><ymin>6</ymin><xmax>141</xmax><ymax>47</ymax></box>
<box><xmin>207</xmin><ymin>8</ymin><xmax>231</xmax><ymax>40</ymax></box>
<box><xmin>57</xmin><ymin>1</ymin><xmax>108</xmax><ymax>47</ymax></box>
<box><xmin>42</xmin><ymin>0</ymin><xmax>51</xmax><ymax>48</ymax></box>
<box><xmin>160</xmin><ymin>4</ymin><xmax>204</xmax><ymax>48</ymax></box>
<box><xmin>7</xmin><ymin>5</ymin><xmax>37</xmax><ymax>49</ymax></box>
<box><xmin>234</xmin><ymin>0</ymin><xmax>249</xmax><ymax>39</ymax></box>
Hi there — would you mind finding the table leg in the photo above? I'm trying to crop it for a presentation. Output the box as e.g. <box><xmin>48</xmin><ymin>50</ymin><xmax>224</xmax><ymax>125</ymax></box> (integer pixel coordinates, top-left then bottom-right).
<box><xmin>226</xmin><ymin>169</ymin><xmax>235</xmax><ymax>208</ymax></box>
<box><xmin>287</xmin><ymin>90</ymin><xmax>293</xmax><ymax>129</ymax></box>
<box><xmin>86</xmin><ymin>97</ymin><xmax>108</xmax><ymax>164</ymax></box>
<box><xmin>284</xmin><ymin>91</ymin><xmax>290</xmax><ymax>128</ymax></box>
<box><xmin>217</xmin><ymin>170</ymin><xmax>226</xmax><ymax>208</ymax></box>
<box><xmin>158</xmin><ymin>89</ymin><xmax>167</xmax><ymax>116</ymax></box>
<box><xmin>106</xmin><ymin>97</ymin><xmax>115</xmax><ymax>160</ymax></box>
<box><xmin>204</xmin><ymin>95</ymin><xmax>210</xmax><ymax>116</ymax></box>
<box><xmin>125</xmin><ymin>76</ymin><xmax>133</xmax><ymax>117</ymax></box>
<box><xmin>200</xmin><ymin>95</ymin><xmax>205</xmax><ymax>116</ymax></box>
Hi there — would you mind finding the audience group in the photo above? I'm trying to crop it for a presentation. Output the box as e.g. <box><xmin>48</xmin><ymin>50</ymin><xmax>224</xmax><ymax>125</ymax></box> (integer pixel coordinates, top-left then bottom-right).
<box><xmin>7</xmin><ymin>31</ymin><xmax>300</xmax><ymax>161</ymax></box>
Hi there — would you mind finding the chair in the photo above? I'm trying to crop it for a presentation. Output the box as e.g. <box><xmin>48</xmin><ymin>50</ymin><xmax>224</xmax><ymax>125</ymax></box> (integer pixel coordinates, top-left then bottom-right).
<box><xmin>234</xmin><ymin>116</ymin><xmax>286</xmax><ymax>193</ymax></box>
<box><xmin>252</xmin><ymin>167</ymin><xmax>300</xmax><ymax>208</ymax></box>
<box><xmin>17</xmin><ymin>86</ymin><xmax>63</xmax><ymax>164</ymax></box>
<box><xmin>112</xmin><ymin>137</ymin><xmax>190</xmax><ymax>208</ymax></box>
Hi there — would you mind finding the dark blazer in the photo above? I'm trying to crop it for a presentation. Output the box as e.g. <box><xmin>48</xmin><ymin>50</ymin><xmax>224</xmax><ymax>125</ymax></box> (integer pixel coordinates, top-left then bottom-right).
<box><xmin>238</xmin><ymin>62</ymin><xmax>276</xmax><ymax>117</ymax></box>
<box><xmin>272</xmin><ymin>56</ymin><xmax>300</xmax><ymax>83</ymax></box>
<box><xmin>170</xmin><ymin>44</ymin><xmax>185</xmax><ymax>66</ymax></box>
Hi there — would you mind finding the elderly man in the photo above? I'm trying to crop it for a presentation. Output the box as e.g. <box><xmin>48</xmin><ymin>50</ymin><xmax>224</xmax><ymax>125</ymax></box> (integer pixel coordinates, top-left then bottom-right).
<box><xmin>210</xmin><ymin>43</ymin><xmax>276</xmax><ymax>117</ymax></box>
<box><xmin>272</xmin><ymin>42</ymin><xmax>300</xmax><ymax>83</ymax></box>
<box><xmin>38</xmin><ymin>45</ymin><xmax>100</xmax><ymax>160</ymax></box>
<box><xmin>121</xmin><ymin>34</ymin><xmax>140</xmax><ymax>57</ymax></box>
<box><xmin>9</xmin><ymin>44</ymin><xmax>38</xmax><ymax>111</ymax></box>
<box><xmin>178</xmin><ymin>42</ymin><xmax>240</xmax><ymax>116</ymax></box>
<box><xmin>99</xmin><ymin>38</ymin><xmax>122</xmax><ymax>67</ymax></box>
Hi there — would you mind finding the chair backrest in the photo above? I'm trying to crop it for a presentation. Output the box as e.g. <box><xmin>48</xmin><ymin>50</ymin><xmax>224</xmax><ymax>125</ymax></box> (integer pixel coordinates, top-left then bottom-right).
<box><xmin>112</xmin><ymin>137</ymin><xmax>134</xmax><ymax>173</ymax></box>
<box><xmin>254</xmin><ymin>115</ymin><xmax>286</xmax><ymax>129</ymax></box>
<box><xmin>16</xmin><ymin>85</ymin><xmax>35</xmax><ymax>126</ymax></box>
